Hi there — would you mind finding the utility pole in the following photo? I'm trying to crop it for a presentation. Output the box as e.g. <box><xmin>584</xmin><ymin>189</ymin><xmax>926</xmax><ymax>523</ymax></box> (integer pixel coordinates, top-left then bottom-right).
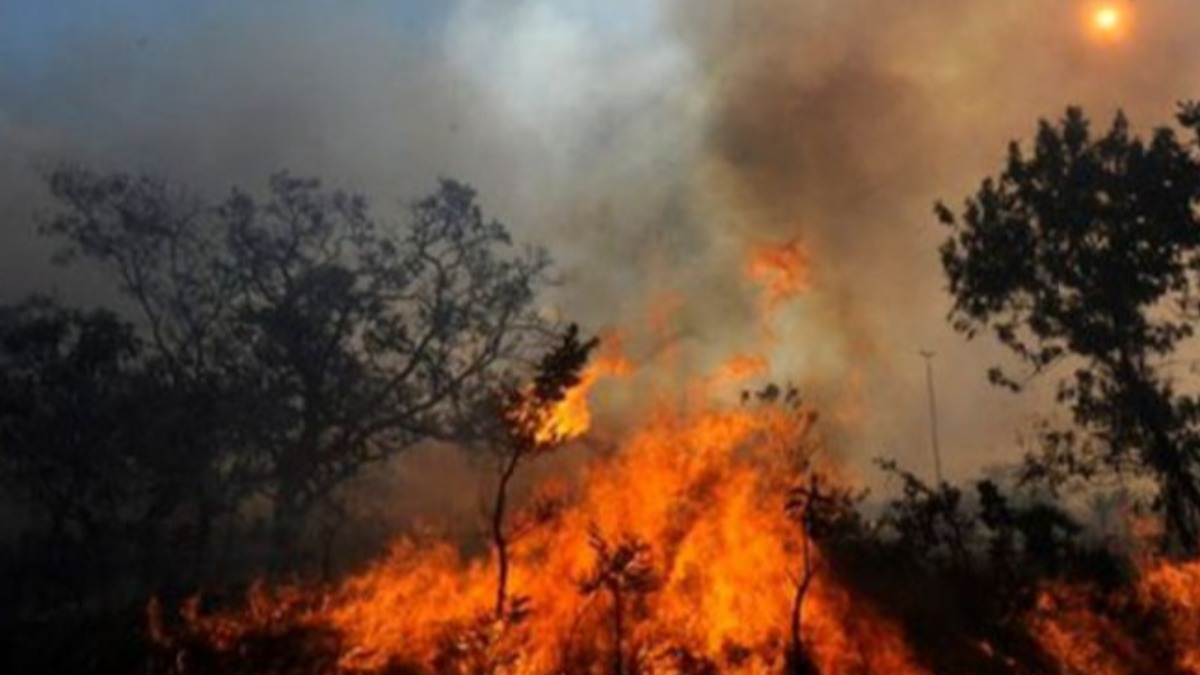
<box><xmin>919</xmin><ymin>350</ymin><xmax>944</xmax><ymax>485</ymax></box>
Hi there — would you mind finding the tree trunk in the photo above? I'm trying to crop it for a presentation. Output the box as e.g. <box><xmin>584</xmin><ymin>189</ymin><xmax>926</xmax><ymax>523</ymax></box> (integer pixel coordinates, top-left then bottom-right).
<box><xmin>492</xmin><ymin>453</ymin><xmax>520</xmax><ymax>618</ymax></box>
<box><xmin>611</xmin><ymin>587</ymin><xmax>625</xmax><ymax>675</ymax></box>
<box><xmin>1117</xmin><ymin>355</ymin><xmax>1200</xmax><ymax>555</ymax></box>
<box><xmin>788</xmin><ymin>532</ymin><xmax>818</xmax><ymax>675</ymax></box>
<box><xmin>1157</xmin><ymin>446</ymin><xmax>1200</xmax><ymax>555</ymax></box>
<box><xmin>189</xmin><ymin>488</ymin><xmax>215</xmax><ymax>587</ymax></box>
<box><xmin>271</xmin><ymin>470</ymin><xmax>307</xmax><ymax>576</ymax></box>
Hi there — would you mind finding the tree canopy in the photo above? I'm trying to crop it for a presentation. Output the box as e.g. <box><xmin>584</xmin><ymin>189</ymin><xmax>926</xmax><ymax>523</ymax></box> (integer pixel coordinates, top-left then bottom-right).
<box><xmin>937</xmin><ymin>104</ymin><xmax>1200</xmax><ymax>553</ymax></box>
<box><xmin>3</xmin><ymin>167</ymin><xmax>556</xmax><ymax>578</ymax></box>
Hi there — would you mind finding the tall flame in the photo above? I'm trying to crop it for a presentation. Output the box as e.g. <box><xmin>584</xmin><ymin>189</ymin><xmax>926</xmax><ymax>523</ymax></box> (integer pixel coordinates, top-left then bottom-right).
<box><xmin>534</xmin><ymin>331</ymin><xmax>633</xmax><ymax>444</ymax></box>
<box><xmin>327</xmin><ymin>402</ymin><xmax>926</xmax><ymax>674</ymax></box>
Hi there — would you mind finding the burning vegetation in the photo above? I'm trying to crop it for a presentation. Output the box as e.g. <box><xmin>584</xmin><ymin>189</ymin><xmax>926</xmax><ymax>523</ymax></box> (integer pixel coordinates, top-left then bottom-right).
<box><xmin>6</xmin><ymin>84</ymin><xmax>1200</xmax><ymax>674</ymax></box>
<box><xmin>137</xmin><ymin>103</ymin><xmax>1200</xmax><ymax>674</ymax></box>
<box><xmin>151</xmin><ymin>374</ymin><xmax>926</xmax><ymax>674</ymax></box>
<box><xmin>143</xmin><ymin>351</ymin><xmax>1200</xmax><ymax>675</ymax></box>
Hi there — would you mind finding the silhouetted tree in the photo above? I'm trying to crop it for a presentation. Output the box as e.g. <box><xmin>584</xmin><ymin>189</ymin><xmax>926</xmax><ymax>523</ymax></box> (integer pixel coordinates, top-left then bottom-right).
<box><xmin>877</xmin><ymin>459</ymin><xmax>975</xmax><ymax>570</ymax></box>
<box><xmin>0</xmin><ymin>298</ymin><xmax>145</xmax><ymax>600</ymax></box>
<box><xmin>0</xmin><ymin>296</ymin><xmax>277</xmax><ymax>605</ymax></box>
<box><xmin>976</xmin><ymin>479</ymin><xmax>1080</xmax><ymax>580</ymax></box>
<box><xmin>39</xmin><ymin>167</ymin><xmax>553</xmax><ymax>569</ymax></box>
<box><xmin>482</xmin><ymin>324</ymin><xmax>597</xmax><ymax>617</ymax></box>
<box><xmin>579</xmin><ymin>525</ymin><xmax>660</xmax><ymax>675</ymax></box>
<box><xmin>783</xmin><ymin>471</ymin><xmax>855</xmax><ymax>675</ymax></box>
<box><xmin>937</xmin><ymin>104</ymin><xmax>1200</xmax><ymax>554</ymax></box>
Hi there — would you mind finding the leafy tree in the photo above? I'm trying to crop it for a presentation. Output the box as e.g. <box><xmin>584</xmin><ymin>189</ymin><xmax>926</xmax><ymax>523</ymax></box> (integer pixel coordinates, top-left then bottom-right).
<box><xmin>0</xmin><ymin>299</ymin><xmax>144</xmax><ymax>546</ymax></box>
<box><xmin>937</xmin><ymin>105</ymin><xmax>1200</xmax><ymax>553</ymax></box>
<box><xmin>876</xmin><ymin>459</ymin><xmax>975</xmax><ymax>570</ymax></box>
<box><xmin>39</xmin><ymin>167</ymin><xmax>553</xmax><ymax>567</ymax></box>
<box><xmin>976</xmin><ymin>479</ymin><xmax>1081</xmax><ymax>580</ymax></box>
<box><xmin>0</xmin><ymin>295</ymin><xmax>264</xmax><ymax>602</ymax></box>
<box><xmin>0</xmin><ymin>298</ymin><xmax>162</xmax><ymax>605</ymax></box>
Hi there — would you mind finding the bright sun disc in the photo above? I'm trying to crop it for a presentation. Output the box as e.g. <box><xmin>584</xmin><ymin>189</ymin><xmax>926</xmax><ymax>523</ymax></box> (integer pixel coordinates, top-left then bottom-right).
<box><xmin>1092</xmin><ymin>5</ymin><xmax>1122</xmax><ymax>33</ymax></box>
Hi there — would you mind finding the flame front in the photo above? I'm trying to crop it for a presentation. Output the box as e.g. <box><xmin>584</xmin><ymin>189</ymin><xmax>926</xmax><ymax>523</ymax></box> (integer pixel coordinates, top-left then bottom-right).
<box><xmin>154</xmin><ymin>233</ymin><xmax>1200</xmax><ymax>674</ymax></box>
<box><xmin>1030</xmin><ymin>558</ymin><xmax>1200</xmax><ymax>673</ymax></box>
<box><xmin>159</xmin><ymin>240</ymin><xmax>924</xmax><ymax>674</ymax></box>
<box><xmin>328</xmin><ymin>402</ymin><xmax>925</xmax><ymax>674</ymax></box>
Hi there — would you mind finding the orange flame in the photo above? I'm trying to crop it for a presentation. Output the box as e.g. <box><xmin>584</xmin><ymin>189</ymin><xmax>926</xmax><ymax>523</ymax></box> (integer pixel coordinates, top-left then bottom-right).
<box><xmin>711</xmin><ymin>353</ymin><xmax>769</xmax><ymax>387</ymax></box>
<box><xmin>1029</xmin><ymin>557</ymin><xmax>1200</xmax><ymax>673</ymax></box>
<box><xmin>745</xmin><ymin>239</ymin><xmax>812</xmax><ymax>310</ymax></box>
<box><xmin>319</xmin><ymin>403</ymin><xmax>925</xmax><ymax>674</ymax></box>
<box><xmin>534</xmin><ymin>331</ymin><xmax>633</xmax><ymax>444</ymax></box>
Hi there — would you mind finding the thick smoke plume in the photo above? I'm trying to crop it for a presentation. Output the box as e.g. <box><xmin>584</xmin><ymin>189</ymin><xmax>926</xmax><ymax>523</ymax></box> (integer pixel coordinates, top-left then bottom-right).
<box><xmin>665</xmin><ymin>0</ymin><xmax>1200</xmax><ymax>478</ymax></box>
<box><xmin>2</xmin><ymin>0</ymin><xmax>1200</xmax><ymax>486</ymax></box>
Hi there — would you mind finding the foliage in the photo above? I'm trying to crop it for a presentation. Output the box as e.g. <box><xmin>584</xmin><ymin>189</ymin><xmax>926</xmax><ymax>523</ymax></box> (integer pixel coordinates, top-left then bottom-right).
<box><xmin>0</xmin><ymin>298</ymin><xmax>146</xmax><ymax>538</ymax></box>
<box><xmin>0</xmin><ymin>298</ymin><xmax>206</xmax><ymax>606</ymax></box>
<box><xmin>33</xmin><ymin>167</ymin><xmax>553</xmax><ymax>568</ymax></box>
<box><xmin>937</xmin><ymin>104</ymin><xmax>1200</xmax><ymax>553</ymax></box>
<box><xmin>0</xmin><ymin>168</ymin><xmax>556</xmax><ymax>615</ymax></box>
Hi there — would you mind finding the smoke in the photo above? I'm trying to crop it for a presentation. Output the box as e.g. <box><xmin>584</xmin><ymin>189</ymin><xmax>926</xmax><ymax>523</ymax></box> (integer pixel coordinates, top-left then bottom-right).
<box><xmin>2</xmin><ymin>0</ymin><xmax>1199</xmax><ymax>487</ymax></box>
<box><xmin>663</xmin><ymin>0</ymin><xmax>1200</xmax><ymax>479</ymax></box>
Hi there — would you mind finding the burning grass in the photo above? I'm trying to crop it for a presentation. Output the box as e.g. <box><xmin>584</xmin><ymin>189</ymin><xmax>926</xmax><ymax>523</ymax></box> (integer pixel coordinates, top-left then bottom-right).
<box><xmin>140</xmin><ymin>243</ymin><xmax>1200</xmax><ymax>675</ymax></box>
<box><xmin>144</xmin><ymin>381</ymin><xmax>1200</xmax><ymax>674</ymax></box>
<box><xmin>150</xmin><ymin>398</ymin><xmax>932</xmax><ymax>674</ymax></box>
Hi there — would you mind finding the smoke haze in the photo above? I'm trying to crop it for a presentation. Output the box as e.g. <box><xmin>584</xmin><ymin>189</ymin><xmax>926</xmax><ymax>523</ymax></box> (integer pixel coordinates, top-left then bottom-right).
<box><xmin>2</xmin><ymin>0</ymin><xmax>1199</xmax><ymax>486</ymax></box>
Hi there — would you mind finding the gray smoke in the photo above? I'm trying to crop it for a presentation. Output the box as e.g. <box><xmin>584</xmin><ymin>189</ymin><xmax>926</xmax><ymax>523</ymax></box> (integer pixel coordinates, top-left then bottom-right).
<box><xmin>2</xmin><ymin>0</ymin><xmax>1199</xmax><ymax>488</ymax></box>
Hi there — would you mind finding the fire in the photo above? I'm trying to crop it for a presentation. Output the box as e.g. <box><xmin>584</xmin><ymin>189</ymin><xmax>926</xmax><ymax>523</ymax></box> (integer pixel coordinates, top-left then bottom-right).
<box><xmin>745</xmin><ymin>240</ymin><xmax>812</xmax><ymax>310</ymax></box>
<box><xmin>149</xmin><ymin>338</ymin><xmax>1200</xmax><ymax>673</ymax></box>
<box><xmin>534</xmin><ymin>331</ymin><xmax>632</xmax><ymax>444</ymax></box>
<box><xmin>166</xmin><ymin>392</ymin><xmax>929</xmax><ymax>673</ymax></box>
<box><xmin>1030</xmin><ymin>558</ymin><xmax>1200</xmax><ymax>672</ymax></box>
<box><xmin>711</xmin><ymin>353</ymin><xmax>769</xmax><ymax>386</ymax></box>
<box><xmin>147</xmin><ymin>259</ymin><xmax>1200</xmax><ymax>673</ymax></box>
<box><xmin>327</xmin><ymin>403</ymin><xmax>926</xmax><ymax>674</ymax></box>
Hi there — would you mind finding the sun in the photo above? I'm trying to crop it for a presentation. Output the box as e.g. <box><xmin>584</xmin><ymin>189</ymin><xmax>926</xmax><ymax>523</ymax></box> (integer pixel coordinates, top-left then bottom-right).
<box><xmin>1090</xmin><ymin>3</ymin><xmax>1126</xmax><ymax>38</ymax></box>
<box><xmin>1094</xmin><ymin>6</ymin><xmax>1120</xmax><ymax>30</ymax></box>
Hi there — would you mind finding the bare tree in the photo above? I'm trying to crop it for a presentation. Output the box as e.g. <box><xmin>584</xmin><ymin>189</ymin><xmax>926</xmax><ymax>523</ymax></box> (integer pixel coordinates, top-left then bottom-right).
<box><xmin>784</xmin><ymin>469</ymin><xmax>862</xmax><ymax>675</ymax></box>
<box><xmin>784</xmin><ymin>473</ymin><xmax>821</xmax><ymax>675</ymax></box>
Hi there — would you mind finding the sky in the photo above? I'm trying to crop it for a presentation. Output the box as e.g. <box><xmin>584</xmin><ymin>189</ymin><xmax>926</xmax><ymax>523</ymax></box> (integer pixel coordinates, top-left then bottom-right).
<box><xmin>2</xmin><ymin>0</ymin><xmax>1199</xmax><ymax>488</ymax></box>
